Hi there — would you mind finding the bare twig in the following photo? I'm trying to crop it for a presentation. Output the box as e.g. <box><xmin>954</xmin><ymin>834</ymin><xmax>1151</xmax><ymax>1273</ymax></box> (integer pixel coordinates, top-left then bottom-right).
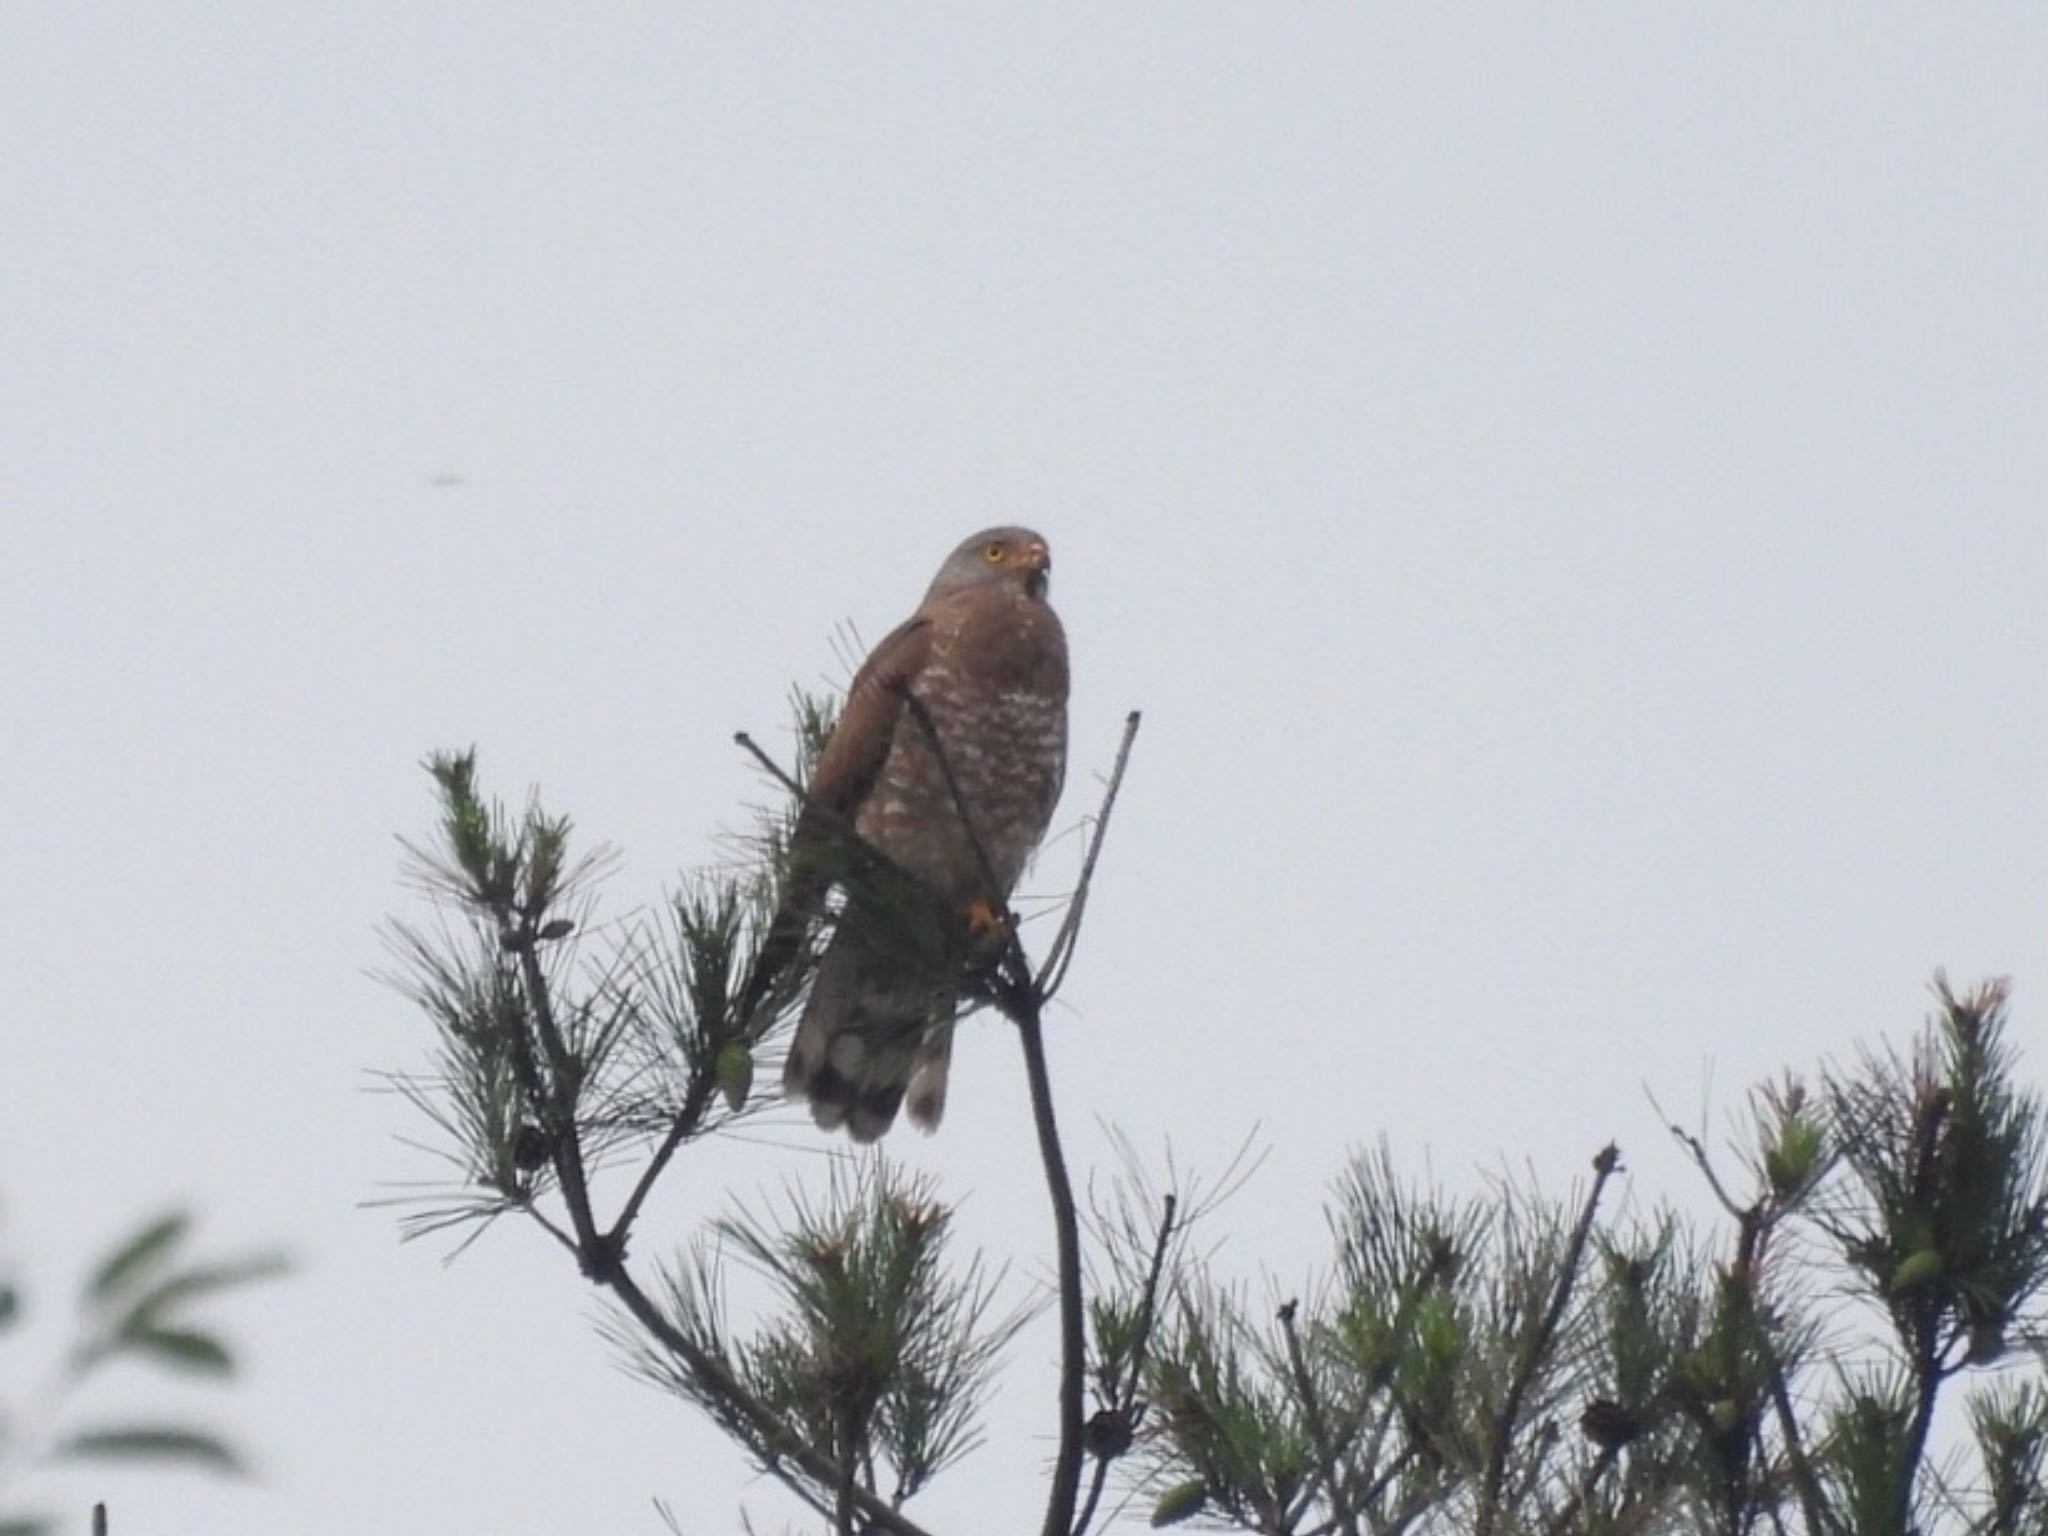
<box><xmin>1646</xmin><ymin>1087</ymin><xmax>1746</xmax><ymax>1219</ymax></box>
<box><xmin>892</xmin><ymin>694</ymin><xmax>1141</xmax><ymax>1536</ymax></box>
<box><xmin>1475</xmin><ymin>1143</ymin><xmax>1621</xmax><ymax>1536</ymax></box>
<box><xmin>734</xmin><ymin>726</ymin><xmax>975</xmax><ymax>917</ymax></box>
<box><xmin>895</xmin><ymin>693</ymin><xmax>1006</xmax><ymax>915</ymax></box>
<box><xmin>1037</xmin><ymin>710</ymin><xmax>1141</xmax><ymax>1001</ymax></box>
<box><xmin>522</xmin><ymin>1203</ymin><xmax>582</xmax><ymax>1258</ymax></box>
<box><xmin>1127</xmin><ymin>1193</ymin><xmax>1179</xmax><ymax>1396</ymax></box>
<box><xmin>733</xmin><ymin>729</ymin><xmax>807</xmax><ymax>802</ymax></box>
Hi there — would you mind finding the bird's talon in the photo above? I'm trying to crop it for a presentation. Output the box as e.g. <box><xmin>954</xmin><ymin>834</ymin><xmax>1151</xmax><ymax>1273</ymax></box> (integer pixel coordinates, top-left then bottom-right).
<box><xmin>964</xmin><ymin>899</ymin><xmax>1011</xmax><ymax>938</ymax></box>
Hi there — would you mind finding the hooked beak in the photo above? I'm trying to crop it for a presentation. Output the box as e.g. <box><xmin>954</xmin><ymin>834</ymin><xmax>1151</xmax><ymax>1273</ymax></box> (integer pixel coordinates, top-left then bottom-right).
<box><xmin>1021</xmin><ymin>541</ymin><xmax>1050</xmax><ymax>597</ymax></box>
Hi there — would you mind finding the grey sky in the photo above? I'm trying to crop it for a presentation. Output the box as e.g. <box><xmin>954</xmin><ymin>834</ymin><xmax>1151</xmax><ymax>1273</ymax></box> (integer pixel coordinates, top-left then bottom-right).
<box><xmin>3</xmin><ymin>6</ymin><xmax>2042</xmax><ymax>1532</ymax></box>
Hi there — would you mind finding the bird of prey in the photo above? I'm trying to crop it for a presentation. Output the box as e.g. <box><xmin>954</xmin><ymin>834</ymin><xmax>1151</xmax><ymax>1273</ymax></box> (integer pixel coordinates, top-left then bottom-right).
<box><xmin>777</xmin><ymin>527</ymin><xmax>1069</xmax><ymax>1140</ymax></box>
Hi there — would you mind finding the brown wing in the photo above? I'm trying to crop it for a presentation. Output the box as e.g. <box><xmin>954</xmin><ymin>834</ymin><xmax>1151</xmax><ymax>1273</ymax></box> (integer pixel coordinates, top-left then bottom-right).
<box><xmin>805</xmin><ymin>616</ymin><xmax>932</xmax><ymax>819</ymax></box>
<box><xmin>732</xmin><ymin>617</ymin><xmax>931</xmax><ymax>1030</ymax></box>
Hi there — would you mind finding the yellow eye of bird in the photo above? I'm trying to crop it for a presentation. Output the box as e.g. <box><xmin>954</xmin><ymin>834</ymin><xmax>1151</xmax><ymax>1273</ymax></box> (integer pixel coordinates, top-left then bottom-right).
<box><xmin>983</xmin><ymin>542</ymin><xmax>1006</xmax><ymax>562</ymax></box>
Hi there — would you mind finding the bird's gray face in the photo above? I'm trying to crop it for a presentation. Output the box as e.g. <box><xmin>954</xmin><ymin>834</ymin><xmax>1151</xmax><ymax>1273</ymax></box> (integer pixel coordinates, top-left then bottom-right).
<box><xmin>925</xmin><ymin>526</ymin><xmax>1052</xmax><ymax>603</ymax></box>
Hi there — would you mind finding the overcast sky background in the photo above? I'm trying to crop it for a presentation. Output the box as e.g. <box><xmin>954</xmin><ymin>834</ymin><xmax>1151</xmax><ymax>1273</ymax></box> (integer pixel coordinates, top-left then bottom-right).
<box><xmin>3</xmin><ymin>6</ymin><xmax>2042</xmax><ymax>1533</ymax></box>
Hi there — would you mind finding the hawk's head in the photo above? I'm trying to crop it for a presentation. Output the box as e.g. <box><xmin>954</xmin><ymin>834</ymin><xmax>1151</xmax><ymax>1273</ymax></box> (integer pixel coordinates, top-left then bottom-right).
<box><xmin>927</xmin><ymin>526</ymin><xmax>1052</xmax><ymax>603</ymax></box>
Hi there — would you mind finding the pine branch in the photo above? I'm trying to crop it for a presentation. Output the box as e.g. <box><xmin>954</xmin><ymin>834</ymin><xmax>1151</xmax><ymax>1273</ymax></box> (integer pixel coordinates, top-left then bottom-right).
<box><xmin>1896</xmin><ymin>1302</ymin><xmax>1949</xmax><ymax>1535</ymax></box>
<box><xmin>1657</xmin><ymin>1108</ymin><xmax>1748</xmax><ymax>1220</ymax></box>
<box><xmin>502</xmin><ymin>925</ymin><xmax>940</xmax><ymax>1536</ymax></box>
<box><xmin>614</xmin><ymin>721</ymin><xmax>972</xmax><ymax>1255</ymax></box>
<box><xmin>1014</xmin><ymin>992</ymin><xmax>1088</xmax><ymax>1536</ymax></box>
<box><xmin>1074</xmin><ymin>1192</ymin><xmax>1177</xmax><ymax>1536</ymax></box>
<box><xmin>420</xmin><ymin>788</ymin><xmax>943</xmax><ymax>1536</ymax></box>
<box><xmin>606</xmin><ymin>1066</ymin><xmax>720</xmax><ymax>1258</ymax></box>
<box><xmin>1760</xmin><ymin>1326</ymin><xmax>1839</xmax><ymax>1536</ymax></box>
<box><xmin>1542</xmin><ymin>1443</ymin><xmax>1618</xmax><ymax>1536</ymax></box>
<box><xmin>1475</xmin><ymin>1143</ymin><xmax>1621</xmax><ymax>1536</ymax></box>
<box><xmin>602</xmin><ymin>1264</ymin><xmax>942</xmax><ymax>1536</ymax></box>
<box><xmin>891</xmin><ymin>692</ymin><xmax>1142</xmax><ymax>1536</ymax></box>
<box><xmin>505</xmin><ymin>933</ymin><xmax>614</xmax><ymax>1275</ymax></box>
<box><xmin>1279</xmin><ymin>1298</ymin><xmax>1361</xmax><ymax>1536</ymax></box>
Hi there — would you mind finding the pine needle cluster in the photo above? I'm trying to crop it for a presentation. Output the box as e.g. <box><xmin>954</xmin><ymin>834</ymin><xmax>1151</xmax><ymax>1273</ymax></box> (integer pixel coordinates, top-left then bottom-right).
<box><xmin>1112</xmin><ymin>984</ymin><xmax>2048</xmax><ymax>1536</ymax></box>
<box><xmin>376</xmin><ymin>711</ymin><xmax>2043</xmax><ymax>1536</ymax></box>
<box><xmin>624</xmin><ymin>1161</ymin><xmax>1031</xmax><ymax>1519</ymax></box>
<box><xmin>376</xmin><ymin>741</ymin><xmax>808</xmax><ymax>1251</ymax></box>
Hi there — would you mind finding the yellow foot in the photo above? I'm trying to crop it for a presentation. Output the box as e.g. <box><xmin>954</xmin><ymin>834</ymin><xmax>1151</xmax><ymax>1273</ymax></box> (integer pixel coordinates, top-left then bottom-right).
<box><xmin>963</xmin><ymin>898</ymin><xmax>1012</xmax><ymax>939</ymax></box>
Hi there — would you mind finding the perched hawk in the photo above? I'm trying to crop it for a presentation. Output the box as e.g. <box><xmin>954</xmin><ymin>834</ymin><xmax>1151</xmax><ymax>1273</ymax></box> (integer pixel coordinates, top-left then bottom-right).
<box><xmin>778</xmin><ymin>527</ymin><xmax>1069</xmax><ymax>1140</ymax></box>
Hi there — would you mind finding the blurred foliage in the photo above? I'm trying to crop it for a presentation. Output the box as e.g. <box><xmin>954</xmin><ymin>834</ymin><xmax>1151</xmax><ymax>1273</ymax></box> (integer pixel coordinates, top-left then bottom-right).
<box><xmin>0</xmin><ymin>1208</ymin><xmax>285</xmax><ymax>1535</ymax></box>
